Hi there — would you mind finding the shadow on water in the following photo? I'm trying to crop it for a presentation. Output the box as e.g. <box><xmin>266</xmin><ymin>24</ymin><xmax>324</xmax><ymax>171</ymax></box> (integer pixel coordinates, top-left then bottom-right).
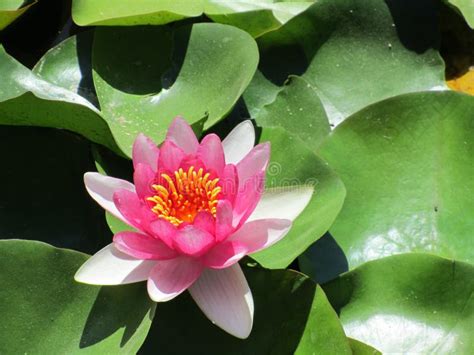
<box><xmin>384</xmin><ymin>0</ymin><xmax>440</xmax><ymax>54</ymax></box>
<box><xmin>0</xmin><ymin>126</ymin><xmax>111</xmax><ymax>254</ymax></box>
<box><xmin>299</xmin><ymin>232</ymin><xmax>349</xmax><ymax>285</ymax></box>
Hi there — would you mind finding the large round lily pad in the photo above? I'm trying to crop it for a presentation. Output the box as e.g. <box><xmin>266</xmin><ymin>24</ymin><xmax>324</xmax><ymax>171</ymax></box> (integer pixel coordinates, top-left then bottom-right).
<box><xmin>0</xmin><ymin>240</ymin><xmax>154</xmax><ymax>354</ymax></box>
<box><xmin>318</xmin><ymin>91</ymin><xmax>474</xmax><ymax>268</ymax></box>
<box><xmin>323</xmin><ymin>253</ymin><xmax>474</xmax><ymax>354</ymax></box>
<box><xmin>93</xmin><ymin>23</ymin><xmax>259</xmax><ymax>156</ymax></box>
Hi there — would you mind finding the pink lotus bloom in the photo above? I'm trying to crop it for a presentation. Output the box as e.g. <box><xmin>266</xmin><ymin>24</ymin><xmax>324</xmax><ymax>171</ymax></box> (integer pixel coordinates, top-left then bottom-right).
<box><xmin>75</xmin><ymin>117</ymin><xmax>312</xmax><ymax>338</ymax></box>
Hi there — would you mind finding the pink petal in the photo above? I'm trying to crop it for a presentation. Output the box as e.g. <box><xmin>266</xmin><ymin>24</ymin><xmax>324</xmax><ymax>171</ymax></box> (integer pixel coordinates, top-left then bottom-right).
<box><xmin>202</xmin><ymin>241</ymin><xmax>247</xmax><ymax>269</ymax></box>
<box><xmin>113</xmin><ymin>189</ymin><xmax>155</xmax><ymax>232</ymax></box>
<box><xmin>133</xmin><ymin>163</ymin><xmax>156</xmax><ymax>200</ymax></box>
<box><xmin>158</xmin><ymin>140</ymin><xmax>186</xmax><ymax>173</ymax></box>
<box><xmin>229</xmin><ymin>219</ymin><xmax>292</xmax><ymax>254</ymax></box>
<box><xmin>222</xmin><ymin>120</ymin><xmax>255</xmax><ymax>164</ymax></box>
<box><xmin>220</xmin><ymin>164</ymin><xmax>239</xmax><ymax>205</ymax></box>
<box><xmin>75</xmin><ymin>244</ymin><xmax>156</xmax><ymax>285</ymax></box>
<box><xmin>133</xmin><ymin>133</ymin><xmax>160</xmax><ymax>171</ymax></box>
<box><xmin>84</xmin><ymin>172</ymin><xmax>135</xmax><ymax>225</ymax></box>
<box><xmin>173</xmin><ymin>225</ymin><xmax>215</xmax><ymax>257</ymax></box>
<box><xmin>197</xmin><ymin>133</ymin><xmax>225</xmax><ymax>175</ymax></box>
<box><xmin>149</xmin><ymin>218</ymin><xmax>177</xmax><ymax>249</ymax></box>
<box><xmin>147</xmin><ymin>257</ymin><xmax>203</xmax><ymax>302</ymax></box>
<box><xmin>236</xmin><ymin>142</ymin><xmax>270</xmax><ymax>188</ymax></box>
<box><xmin>232</xmin><ymin>171</ymin><xmax>265</xmax><ymax>228</ymax></box>
<box><xmin>113</xmin><ymin>231</ymin><xmax>177</xmax><ymax>260</ymax></box>
<box><xmin>193</xmin><ymin>211</ymin><xmax>216</xmax><ymax>236</ymax></box>
<box><xmin>215</xmin><ymin>200</ymin><xmax>234</xmax><ymax>241</ymax></box>
<box><xmin>189</xmin><ymin>264</ymin><xmax>254</xmax><ymax>339</ymax></box>
<box><xmin>166</xmin><ymin>116</ymin><xmax>199</xmax><ymax>154</ymax></box>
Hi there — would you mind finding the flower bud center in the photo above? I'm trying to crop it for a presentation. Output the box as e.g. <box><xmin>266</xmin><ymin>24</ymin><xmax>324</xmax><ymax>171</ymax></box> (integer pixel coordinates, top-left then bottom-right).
<box><xmin>147</xmin><ymin>166</ymin><xmax>221</xmax><ymax>226</ymax></box>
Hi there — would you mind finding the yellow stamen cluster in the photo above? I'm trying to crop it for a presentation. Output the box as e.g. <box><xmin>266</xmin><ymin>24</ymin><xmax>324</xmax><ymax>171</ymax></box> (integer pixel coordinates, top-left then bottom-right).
<box><xmin>147</xmin><ymin>166</ymin><xmax>221</xmax><ymax>226</ymax></box>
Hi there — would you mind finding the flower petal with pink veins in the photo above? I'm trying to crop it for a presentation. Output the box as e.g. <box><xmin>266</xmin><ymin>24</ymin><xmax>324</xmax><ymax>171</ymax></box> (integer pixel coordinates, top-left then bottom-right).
<box><xmin>220</xmin><ymin>164</ymin><xmax>239</xmax><ymax>205</ymax></box>
<box><xmin>222</xmin><ymin>120</ymin><xmax>255</xmax><ymax>164</ymax></box>
<box><xmin>133</xmin><ymin>163</ymin><xmax>156</xmax><ymax>200</ymax></box>
<box><xmin>236</xmin><ymin>142</ymin><xmax>270</xmax><ymax>187</ymax></box>
<box><xmin>232</xmin><ymin>171</ymin><xmax>265</xmax><ymax>228</ymax></box>
<box><xmin>158</xmin><ymin>140</ymin><xmax>186</xmax><ymax>173</ymax></box>
<box><xmin>147</xmin><ymin>257</ymin><xmax>202</xmax><ymax>302</ymax></box>
<box><xmin>132</xmin><ymin>133</ymin><xmax>160</xmax><ymax>171</ymax></box>
<box><xmin>189</xmin><ymin>264</ymin><xmax>254</xmax><ymax>339</ymax></box>
<box><xmin>149</xmin><ymin>218</ymin><xmax>177</xmax><ymax>249</ymax></box>
<box><xmin>84</xmin><ymin>172</ymin><xmax>135</xmax><ymax>225</ymax></box>
<box><xmin>202</xmin><ymin>241</ymin><xmax>247</xmax><ymax>269</ymax></box>
<box><xmin>229</xmin><ymin>218</ymin><xmax>292</xmax><ymax>254</ymax></box>
<box><xmin>193</xmin><ymin>211</ymin><xmax>216</xmax><ymax>236</ymax></box>
<box><xmin>197</xmin><ymin>133</ymin><xmax>225</xmax><ymax>175</ymax></box>
<box><xmin>173</xmin><ymin>225</ymin><xmax>215</xmax><ymax>257</ymax></box>
<box><xmin>75</xmin><ymin>244</ymin><xmax>156</xmax><ymax>285</ymax></box>
<box><xmin>114</xmin><ymin>189</ymin><xmax>155</xmax><ymax>232</ymax></box>
<box><xmin>166</xmin><ymin>116</ymin><xmax>199</xmax><ymax>154</ymax></box>
<box><xmin>114</xmin><ymin>231</ymin><xmax>177</xmax><ymax>260</ymax></box>
<box><xmin>247</xmin><ymin>185</ymin><xmax>314</xmax><ymax>222</ymax></box>
<box><xmin>215</xmin><ymin>200</ymin><xmax>234</xmax><ymax>241</ymax></box>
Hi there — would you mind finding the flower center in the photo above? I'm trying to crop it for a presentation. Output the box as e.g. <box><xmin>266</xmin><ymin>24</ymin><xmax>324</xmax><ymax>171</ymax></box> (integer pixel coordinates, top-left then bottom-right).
<box><xmin>147</xmin><ymin>166</ymin><xmax>221</xmax><ymax>226</ymax></box>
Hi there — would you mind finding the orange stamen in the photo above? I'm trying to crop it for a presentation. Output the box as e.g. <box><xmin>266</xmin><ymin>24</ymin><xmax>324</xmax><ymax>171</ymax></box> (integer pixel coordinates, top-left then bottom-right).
<box><xmin>147</xmin><ymin>167</ymin><xmax>221</xmax><ymax>226</ymax></box>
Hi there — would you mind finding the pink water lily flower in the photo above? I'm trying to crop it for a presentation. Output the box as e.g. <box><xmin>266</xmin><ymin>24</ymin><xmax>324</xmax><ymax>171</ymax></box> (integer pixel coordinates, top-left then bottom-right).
<box><xmin>75</xmin><ymin>117</ymin><xmax>312</xmax><ymax>338</ymax></box>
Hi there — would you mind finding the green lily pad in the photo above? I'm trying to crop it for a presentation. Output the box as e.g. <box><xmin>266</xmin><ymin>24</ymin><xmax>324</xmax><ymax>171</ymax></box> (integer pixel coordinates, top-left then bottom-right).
<box><xmin>139</xmin><ymin>266</ymin><xmax>351</xmax><ymax>354</ymax></box>
<box><xmin>0</xmin><ymin>126</ymin><xmax>111</xmax><ymax>254</ymax></box>
<box><xmin>0</xmin><ymin>0</ymin><xmax>36</xmax><ymax>31</ymax></box>
<box><xmin>251</xmin><ymin>127</ymin><xmax>346</xmax><ymax>269</ymax></box>
<box><xmin>447</xmin><ymin>0</ymin><xmax>474</xmax><ymax>28</ymax></box>
<box><xmin>253</xmin><ymin>75</ymin><xmax>330</xmax><ymax>151</ymax></box>
<box><xmin>318</xmin><ymin>91</ymin><xmax>474</xmax><ymax>268</ymax></box>
<box><xmin>33</xmin><ymin>31</ymin><xmax>97</xmax><ymax>105</ymax></box>
<box><xmin>0</xmin><ymin>240</ymin><xmax>154</xmax><ymax>354</ymax></box>
<box><xmin>92</xmin><ymin>23</ymin><xmax>258</xmax><ymax>156</ymax></box>
<box><xmin>72</xmin><ymin>0</ymin><xmax>315</xmax><ymax>37</ymax></box>
<box><xmin>322</xmin><ymin>254</ymin><xmax>474</xmax><ymax>354</ymax></box>
<box><xmin>0</xmin><ymin>45</ymin><xmax>120</xmax><ymax>153</ymax></box>
<box><xmin>349</xmin><ymin>338</ymin><xmax>381</xmax><ymax>355</ymax></box>
<box><xmin>243</xmin><ymin>70</ymin><xmax>281</xmax><ymax>118</ymax></box>
<box><xmin>258</xmin><ymin>0</ymin><xmax>447</xmax><ymax>125</ymax></box>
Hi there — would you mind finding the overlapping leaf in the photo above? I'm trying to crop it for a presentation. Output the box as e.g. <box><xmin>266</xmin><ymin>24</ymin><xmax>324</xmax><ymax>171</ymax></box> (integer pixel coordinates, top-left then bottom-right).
<box><xmin>257</xmin><ymin>0</ymin><xmax>447</xmax><ymax>126</ymax></box>
<box><xmin>318</xmin><ymin>91</ymin><xmax>474</xmax><ymax>268</ymax></box>
<box><xmin>250</xmin><ymin>127</ymin><xmax>346</xmax><ymax>268</ymax></box>
<box><xmin>0</xmin><ymin>45</ymin><xmax>120</xmax><ymax>153</ymax></box>
<box><xmin>249</xmin><ymin>75</ymin><xmax>330</xmax><ymax>151</ymax></box>
<box><xmin>0</xmin><ymin>0</ymin><xmax>36</xmax><ymax>30</ymax></box>
<box><xmin>92</xmin><ymin>23</ymin><xmax>258</xmax><ymax>156</ymax></box>
<box><xmin>72</xmin><ymin>0</ymin><xmax>315</xmax><ymax>37</ymax></box>
<box><xmin>323</xmin><ymin>254</ymin><xmax>474</xmax><ymax>353</ymax></box>
<box><xmin>139</xmin><ymin>266</ymin><xmax>351</xmax><ymax>354</ymax></box>
<box><xmin>0</xmin><ymin>240</ymin><xmax>154</xmax><ymax>354</ymax></box>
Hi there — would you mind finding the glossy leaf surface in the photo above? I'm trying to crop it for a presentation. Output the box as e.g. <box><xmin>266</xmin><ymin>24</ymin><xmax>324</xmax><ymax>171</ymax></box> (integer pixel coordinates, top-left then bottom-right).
<box><xmin>323</xmin><ymin>254</ymin><xmax>474</xmax><ymax>354</ymax></box>
<box><xmin>258</xmin><ymin>0</ymin><xmax>446</xmax><ymax>125</ymax></box>
<box><xmin>72</xmin><ymin>0</ymin><xmax>315</xmax><ymax>37</ymax></box>
<box><xmin>319</xmin><ymin>91</ymin><xmax>474</xmax><ymax>268</ymax></box>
